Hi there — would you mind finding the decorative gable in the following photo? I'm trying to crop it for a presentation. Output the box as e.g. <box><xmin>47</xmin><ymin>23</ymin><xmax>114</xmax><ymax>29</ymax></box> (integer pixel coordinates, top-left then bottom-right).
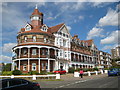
<box><xmin>41</xmin><ymin>24</ymin><xmax>48</xmax><ymax>32</ymax></box>
<box><xmin>58</xmin><ymin>24</ymin><xmax>69</xmax><ymax>34</ymax></box>
<box><xmin>25</xmin><ymin>24</ymin><xmax>31</xmax><ymax>31</ymax></box>
<box><xmin>58</xmin><ymin>24</ymin><xmax>71</xmax><ymax>38</ymax></box>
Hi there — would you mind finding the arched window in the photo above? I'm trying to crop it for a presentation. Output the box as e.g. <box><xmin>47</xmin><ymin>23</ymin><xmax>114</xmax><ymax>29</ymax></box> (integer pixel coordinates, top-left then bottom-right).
<box><xmin>33</xmin><ymin>36</ymin><xmax>36</xmax><ymax>42</ymax></box>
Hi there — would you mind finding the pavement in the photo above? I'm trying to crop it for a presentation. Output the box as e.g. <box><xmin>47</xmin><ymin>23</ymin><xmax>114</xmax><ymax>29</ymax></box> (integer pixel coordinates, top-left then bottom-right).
<box><xmin>60</xmin><ymin>73</ymin><xmax>107</xmax><ymax>81</ymax></box>
<box><xmin>39</xmin><ymin>73</ymin><xmax>108</xmax><ymax>88</ymax></box>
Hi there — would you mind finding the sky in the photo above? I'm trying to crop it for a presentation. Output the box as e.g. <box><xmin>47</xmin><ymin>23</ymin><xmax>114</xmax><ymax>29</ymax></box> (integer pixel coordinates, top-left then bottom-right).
<box><xmin>0</xmin><ymin>1</ymin><xmax>119</xmax><ymax>63</ymax></box>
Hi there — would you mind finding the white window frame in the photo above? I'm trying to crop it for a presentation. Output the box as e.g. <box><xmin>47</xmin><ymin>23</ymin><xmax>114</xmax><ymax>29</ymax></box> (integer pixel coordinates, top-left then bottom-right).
<box><xmin>24</xmin><ymin>36</ymin><xmax>27</xmax><ymax>42</ymax></box>
<box><xmin>42</xmin><ymin>63</ymin><xmax>44</xmax><ymax>70</ymax></box>
<box><xmin>63</xmin><ymin>40</ymin><xmax>66</xmax><ymax>47</ymax></box>
<box><xmin>33</xmin><ymin>16</ymin><xmax>39</xmax><ymax>20</ymax></box>
<box><xmin>60</xmin><ymin>50</ymin><xmax>63</xmax><ymax>57</ymax></box>
<box><xmin>23</xmin><ymin>64</ymin><xmax>27</xmax><ymax>71</ymax></box>
<box><xmin>23</xmin><ymin>49</ymin><xmax>27</xmax><ymax>56</ymax></box>
<box><xmin>46</xmin><ymin>63</ymin><xmax>48</xmax><ymax>70</ymax></box>
<box><xmin>25</xmin><ymin>24</ymin><xmax>31</xmax><ymax>31</ymax></box>
<box><xmin>33</xmin><ymin>36</ymin><xmax>36</xmax><ymax>42</ymax></box>
<box><xmin>32</xmin><ymin>63</ymin><xmax>36</xmax><ymax>71</ymax></box>
<box><xmin>44</xmin><ymin>38</ymin><xmax>47</xmax><ymax>43</ymax></box>
<box><xmin>41</xmin><ymin>25</ymin><xmax>48</xmax><ymax>32</ymax></box>
<box><xmin>32</xmin><ymin>49</ymin><xmax>37</xmax><ymax>55</ymax></box>
<box><xmin>64</xmin><ymin>52</ymin><xmax>67</xmax><ymax>58</ymax></box>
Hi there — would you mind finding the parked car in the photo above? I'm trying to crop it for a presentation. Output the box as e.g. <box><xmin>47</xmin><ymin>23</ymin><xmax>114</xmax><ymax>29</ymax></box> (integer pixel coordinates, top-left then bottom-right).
<box><xmin>0</xmin><ymin>78</ymin><xmax>41</xmax><ymax>90</ymax></box>
<box><xmin>53</xmin><ymin>69</ymin><xmax>66</xmax><ymax>74</ymax></box>
<box><xmin>108</xmin><ymin>68</ymin><xmax>120</xmax><ymax>76</ymax></box>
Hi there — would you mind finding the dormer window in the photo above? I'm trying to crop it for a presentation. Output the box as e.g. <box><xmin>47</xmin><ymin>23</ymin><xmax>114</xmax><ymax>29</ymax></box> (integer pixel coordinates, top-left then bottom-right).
<box><xmin>41</xmin><ymin>25</ymin><xmax>48</xmax><ymax>32</ymax></box>
<box><xmin>25</xmin><ymin>24</ymin><xmax>31</xmax><ymax>31</ymax></box>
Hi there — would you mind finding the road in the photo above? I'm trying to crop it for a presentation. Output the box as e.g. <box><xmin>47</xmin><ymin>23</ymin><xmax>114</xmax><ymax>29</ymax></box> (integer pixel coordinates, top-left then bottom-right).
<box><xmin>39</xmin><ymin>74</ymin><xmax>119</xmax><ymax>90</ymax></box>
<box><xmin>57</xmin><ymin>76</ymin><xmax>119</xmax><ymax>88</ymax></box>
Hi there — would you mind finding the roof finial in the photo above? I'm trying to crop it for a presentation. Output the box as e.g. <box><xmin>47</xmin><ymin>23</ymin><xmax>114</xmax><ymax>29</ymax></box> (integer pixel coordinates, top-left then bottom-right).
<box><xmin>35</xmin><ymin>4</ymin><xmax>38</xmax><ymax>9</ymax></box>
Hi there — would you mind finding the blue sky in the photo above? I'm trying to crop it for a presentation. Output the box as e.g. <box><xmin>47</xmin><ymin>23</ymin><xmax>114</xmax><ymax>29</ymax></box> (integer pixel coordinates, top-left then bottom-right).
<box><xmin>0</xmin><ymin>1</ymin><xmax>119</xmax><ymax>63</ymax></box>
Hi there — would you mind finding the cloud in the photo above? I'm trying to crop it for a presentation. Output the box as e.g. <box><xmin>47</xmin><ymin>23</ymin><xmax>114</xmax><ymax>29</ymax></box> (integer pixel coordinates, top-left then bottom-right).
<box><xmin>87</xmin><ymin>27</ymin><xmax>104</xmax><ymax>39</ymax></box>
<box><xmin>78</xmin><ymin>15</ymin><xmax>84</xmax><ymax>20</ymax></box>
<box><xmin>101</xmin><ymin>45</ymin><xmax>114</xmax><ymax>50</ymax></box>
<box><xmin>2</xmin><ymin>3</ymin><xmax>27</xmax><ymax>30</ymax></box>
<box><xmin>27</xmin><ymin>2</ymin><xmax>45</xmax><ymax>8</ymax></box>
<box><xmin>101</xmin><ymin>30</ymin><xmax>119</xmax><ymax>45</ymax></box>
<box><xmin>2</xmin><ymin>43</ymin><xmax>17</xmax><ymax>53</ymax></box>
<box><xmin>66</xmin><ymin>25</ymin><xmax>72</xmax><ymax>31</ymax></box>
<box><xmin>101</xmin><ymin>44</ymin><xmax>118</xmax><ymax>50</ymax></box>
<box><xmin>98</xmin><ymin>8</ymin><xmax>119</xmax><ymax>26</ymax></box>
<box><xmin>0</xmin><ymin>55</ymin><xmax>12</xmax><ymax>63</ymax></box>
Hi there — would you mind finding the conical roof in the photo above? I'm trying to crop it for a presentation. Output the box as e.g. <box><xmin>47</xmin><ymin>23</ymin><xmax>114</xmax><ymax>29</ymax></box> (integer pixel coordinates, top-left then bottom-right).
<box><xmin>32</xmin><ymin>8</ymin><xmax>43</xmax><ymax>16</ymax></box>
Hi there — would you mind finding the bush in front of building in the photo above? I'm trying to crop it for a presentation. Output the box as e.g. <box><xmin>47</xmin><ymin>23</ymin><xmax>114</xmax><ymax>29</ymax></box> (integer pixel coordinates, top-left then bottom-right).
<box><xmin>39</xmin><ymin>70</ymin><xmax>47</xmax><ymax>75</ymax></box>
<box><xmin>28</xmin><ymin>71</ymin><xmax>39</xmax><ymax>75</ymax></box>
<box><xmin>68</xmin><ymin>67</ymin><xmax>75</xmax><ymax>73</ymax></box>
<box><xmin>82</xmin><ymin>68</ymin><xmax>93</xmax><ymax>72</ymax></box>
<box><xmin>93</xmin><ymin>67</ymin><xmax>99</xmax><ymax>71</ymax></box>
<box><xmin>12</xmin><ymin>70</ymin><xmax>22</xmax><ymax>75</ymax></box>
<box><xmin>2</xmin><ymin>71</ymin><xmax>13</xmax><ymax>75</ymax></box>
<box><xmin>75</xmin><ymin>68</ymin><xmax>81</xmax><ymax>71</ymax></box>
<box><xmin>47</xmin><ymin>72</ymin><xmax>55</xmax><ymax>74</ymax></box>
<box><xmin>22</xmin><ymin>73</ymin><xmax>30</xmax><ymax>75</ymax></box>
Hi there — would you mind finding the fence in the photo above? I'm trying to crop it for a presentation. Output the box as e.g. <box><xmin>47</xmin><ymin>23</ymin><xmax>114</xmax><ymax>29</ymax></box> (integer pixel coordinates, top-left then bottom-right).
<box><xmin>74</xmin><ymin>70</ymin><xmax>107</xmax><ymax>77</ymax></box>
<box><xmin>0</xmin><ymin>74</ymin><xmax>60</xmax><ymax>80</ymax></box>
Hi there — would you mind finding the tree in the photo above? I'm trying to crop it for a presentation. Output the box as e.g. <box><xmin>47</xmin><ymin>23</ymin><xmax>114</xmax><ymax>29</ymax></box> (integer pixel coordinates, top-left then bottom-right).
<box><xmin>2</xmin><ymin>63</ymin><xmax>12</xmax><ymax>71</ymax></box>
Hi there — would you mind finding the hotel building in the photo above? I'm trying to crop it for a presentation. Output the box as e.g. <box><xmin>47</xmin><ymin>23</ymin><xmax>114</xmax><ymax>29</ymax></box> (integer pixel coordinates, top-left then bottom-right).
<box><xmin>12</xmin><ymin>6</ymin><xmax>110</xmax><ymax>73</ymax></box>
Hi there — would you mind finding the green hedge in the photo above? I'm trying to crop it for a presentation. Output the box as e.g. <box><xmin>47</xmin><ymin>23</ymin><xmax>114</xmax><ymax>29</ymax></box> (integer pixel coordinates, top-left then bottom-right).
<box><xmin>39</xmin><ymin>70</ymin><xmax>47</xmax><ymax>75</ymax></box>
<box><xmin>68</xmin><ymin>67</ymin><xmax>75</xmax><ymax>73</ymax></box>
<box><xmin>28</xmin><ymin>71</ymin><xmax>39</xmax><ymax>75</ymax></box>
<box><xmin>12</xmin><ymin>70</ymin><xmax>22</xmax><ymax>75</ymax></box>
<box><xmin>93</xmin><ymin>67</ymin><xmax>99</xmax><ymax>71</ymax></box>
<box><xmin>2</xmin><ymin>71</ymin><xmax>13</xmax><ymax>75</ymax></box>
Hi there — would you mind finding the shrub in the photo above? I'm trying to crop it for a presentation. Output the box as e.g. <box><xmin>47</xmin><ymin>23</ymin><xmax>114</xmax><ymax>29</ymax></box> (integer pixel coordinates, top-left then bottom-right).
<box><xmin>83</xmin><ymin>68</ymin><xmax>88</xmax><ymax>72</ymax></box>
<box><xmin>82</xmin><ymin>68</ymin><xmax>91</xmax><ymax>72</ymax></box>
<box><xmin>104</xmin><ymin>68</ymin><xmax>109</xmax><ymax>70</ymax></box>
<box><xmin>39</xmin><ymin>70</ymin><xmax>47</xmax><ymax>75</ymax></box>
<box><xmin>68</xmin><ymin>67</ymin><xmax>75</xmax><ymax>73</ymax></box>
<box><xmin>93</xmin><ymin>67</ymin><xmax>99</xmax><ymax>71</ymax></box>
<box><xmin>2</xmin><ymin>71</ymin><xmax>13</xmax><ymax>75</ymax></box>
<box><xmin>28</xmin><ymin>71</ymin><xmax>39</xmax><ymax>75</ymax></box>
<box><xmin>47</xmin><ymin>72</ymin><xmax>54</xmax><ymax>74</ymax></box>
<box><xmin>75</xmin><ymin>68</ymin><xmax>80</xmax><ymax>71</ymax></box>
<box><xmin>12</xmin><ymin>70</ymin><xmax>22</xmax><ymax>75</ymax></box>
<box><xmin>22</xmin><ymin>73</ymin><xmax>30</xmax><ymax>75</ymax></box>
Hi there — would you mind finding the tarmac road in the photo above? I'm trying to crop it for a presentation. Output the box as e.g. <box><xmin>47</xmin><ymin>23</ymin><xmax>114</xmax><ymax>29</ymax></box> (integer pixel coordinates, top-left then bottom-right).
<box><xmin>39</xmin><ymin>74</ymin><xmax>119</xmax><ymax>89</ymax></box>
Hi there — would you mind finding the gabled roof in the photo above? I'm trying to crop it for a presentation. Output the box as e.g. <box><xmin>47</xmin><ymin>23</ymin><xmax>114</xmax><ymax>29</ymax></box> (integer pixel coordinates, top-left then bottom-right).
<box><xmin>50</xmin><ymin>23</ymin><xmax>64</xmax><ymax>33</ymax></box>
<box><xmin>84</xmin><ymin>39</ymin><xmax>93</xmax><ymax>46</ymax></box>
<box><xmin>18</xmin><ymin>24</ymin><xmax>53</xmax><ymax>36</ymax></box>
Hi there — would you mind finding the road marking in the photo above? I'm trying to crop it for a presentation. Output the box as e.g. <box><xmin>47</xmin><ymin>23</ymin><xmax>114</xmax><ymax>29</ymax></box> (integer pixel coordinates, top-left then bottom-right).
<box><xmin>56</xmin><ymin>79</ymin><xmax>90</xmax><ymax>88</ymax></box>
